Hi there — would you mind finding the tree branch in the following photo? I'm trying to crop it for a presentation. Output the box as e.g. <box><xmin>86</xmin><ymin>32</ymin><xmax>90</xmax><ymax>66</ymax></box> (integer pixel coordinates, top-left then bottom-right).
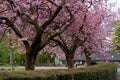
<box><xmin>40</xmin><ymin>0</ymin><xmax>65</xmax><ymax>32</ymax></box>
<box><xmin>47</xmin><ymin>0</ymin><xmax>58</xmax><ymax>7</ymax></box>
<box><xmin>0</xmin><ymin>17</ymin><xmax>23</xmax><ymax>38</ymax></box>
<box><xmin>29</xmin><ymin>0</ymin><xmax>66</xmax><ymax>54</ymax></box>
<box><xmin>51</xmin><ymin>39</ymin><xmax>70</xmax><ymax>55</ymax></box>
<box><xmin>7</xmin><ymin>1</ymin><xmax>40</xmax><ymax>33</ymax></box>
<box><xmin>0</xmin><ymin>17</ymin><xmax>30</xmax><ymax>50</ymax></box>
<box><xmin>0</xmin><ymin>27</ymin><xmax>8</xmax><ymax>42</ymax></box>
<box><xmin>40</xmin><ymin>17</ymin><xmax>74</xmax><ymax>50</ymax></box>
<box><xmin>70</xmin><ymin>37</ymin><xmax>87</xmax><ymax>54</ymax></box>
<box><xmin>88</xmin><ymin>0</ymin><xmax>93</xmax><ymax>8</ymax></box>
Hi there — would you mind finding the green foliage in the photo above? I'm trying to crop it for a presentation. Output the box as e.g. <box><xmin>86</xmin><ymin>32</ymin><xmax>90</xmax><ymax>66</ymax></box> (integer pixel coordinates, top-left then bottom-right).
<box><xmin>0</xmin><ymin>63</ymin><xmax>117</xmax><ymax>80</ymax></box>
<box><xmin>112</xmin><ymin>25</ymin><xmax>120</xmax><ymax>51</ymax></box>
<box><xmin>36</xmin><ymin>52</ymin><xmax>55</xmax><ymax>66</ymax></box>
<box><xmin>0</xmin><ymin>36</ymin><xmax>22</xmax><ymax>65</ymax></box>
<box><xmin>37</xmin><ymin>53</ymin><xmax>48</xmax><ymax>64</ymax></box>
<box><xmin>114</xmin><ymin>26</ymin><xmax>120</xmax><ymax>42</ymax></box>
<box><xmin>0</xmin><ymin>41</ymin><xmax>10</xmax><ymax>65</ymax></box>
<box><xmin>13</xmin><ymin>53</ymin><xmax>25</xmax><ymax>66</ymax></box>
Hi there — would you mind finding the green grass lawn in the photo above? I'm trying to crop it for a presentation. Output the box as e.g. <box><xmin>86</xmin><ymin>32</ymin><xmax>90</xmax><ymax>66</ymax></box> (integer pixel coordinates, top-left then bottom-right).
<box><xmin>0</xmin><ymin>65</ymin><xmax>85</xmax><ymax>71</ymax></box>
<box><xmin>0</xmin><ymin>66</ymin><xmax>25</xmax><ymax>71</ymax></box>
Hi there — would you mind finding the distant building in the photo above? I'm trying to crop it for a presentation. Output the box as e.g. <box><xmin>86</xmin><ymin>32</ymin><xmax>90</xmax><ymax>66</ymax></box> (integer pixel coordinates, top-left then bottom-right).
<box><xmin>59</xmin><ymin>53</ymin><xmax>120</xmax><ymax>65</ymax></box>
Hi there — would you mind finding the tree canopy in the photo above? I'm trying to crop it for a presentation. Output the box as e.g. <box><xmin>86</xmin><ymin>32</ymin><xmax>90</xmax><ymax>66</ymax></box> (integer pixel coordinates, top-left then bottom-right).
<box><xmin>0</xmin><ymin>0</ymin><xmax>114</xmax><ymax>70</ymax></box>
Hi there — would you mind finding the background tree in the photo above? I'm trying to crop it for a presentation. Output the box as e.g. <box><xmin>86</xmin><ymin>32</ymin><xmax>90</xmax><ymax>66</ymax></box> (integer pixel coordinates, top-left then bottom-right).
<box><xmin>0</xmin><ymin>40</ymin><xmax>10</xmax><ymax>65</ymax></box>
<box><xmin>46</xmin><ymin>0</ymin><xmax>108</xmax><ymax>67</ymax></box>
<box><xmin>13</xmin><ymin>53</ymin><xmax>25</xmax><ymax>66</ymax></box>
<box><xmin>0</xmin><ymin>36</ymin><xmax>18</xmax><ymax>65</ymax></box>
<box><xmin>36</xmin><ymin>51</ymin><xmax>56</xmax><ymax>66</ymax></box>
<box><xmin>112</xmin><ymin>25</ymin><xmax>120</xmax><ymax>52</ymax></box>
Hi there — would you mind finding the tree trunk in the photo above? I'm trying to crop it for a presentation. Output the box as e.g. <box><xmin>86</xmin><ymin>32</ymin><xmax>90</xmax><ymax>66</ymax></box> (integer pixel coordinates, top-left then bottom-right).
<box><xmin>85</xmin><ymin>54</ymin><xmax>91</xmax><ymax>66</ymax></box>
<box><xmin>46</xmin><ymin>57</ymin><xmax>51</xmax><ymax>66</ymax></box>
<box><xmin>25</xmin><ymin>53</ymin><xmax>37</xmax><ymax>70</ymax></box>
<box><xmin>10</xmin><ymin>47</ymin><xmax>13</xmax><ymax>66</ymax></box>
<box><xmin>66</xmin><ymin>54</ymin><xmax>74</xmax><ymax>68</ymax></box>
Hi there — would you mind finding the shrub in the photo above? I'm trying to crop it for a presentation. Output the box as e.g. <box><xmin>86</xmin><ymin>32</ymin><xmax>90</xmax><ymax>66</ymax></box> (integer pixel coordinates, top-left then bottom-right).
<box><xmin>0</xmin><ymin>62</ymin><xmax>117</xmax><ymax>80</ymax></box>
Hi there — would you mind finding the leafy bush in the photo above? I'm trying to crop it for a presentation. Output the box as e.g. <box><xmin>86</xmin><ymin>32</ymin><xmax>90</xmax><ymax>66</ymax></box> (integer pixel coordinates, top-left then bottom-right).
<box><xmin>0</xmin><ymin>62</ymin><xmax>117</xmax><ymax>80</ymax></box>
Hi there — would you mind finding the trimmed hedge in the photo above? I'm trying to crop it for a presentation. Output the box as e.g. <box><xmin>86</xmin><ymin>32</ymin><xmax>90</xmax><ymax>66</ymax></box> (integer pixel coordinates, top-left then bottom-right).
<box><xmin>0</xmin><ymin>62</ymin><xmax>117</xmax><ymax>80</ymax></box>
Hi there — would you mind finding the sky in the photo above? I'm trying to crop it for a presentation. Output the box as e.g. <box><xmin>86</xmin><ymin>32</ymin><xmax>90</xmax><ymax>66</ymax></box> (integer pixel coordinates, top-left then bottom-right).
<box><xmin>108</xmin><ymin>0</ymin><xmax>120</xmax><ymax>11</ymax></box>
<box><xmin>108</xmin><ymin>0</ymin><xmax>120</xmax><ymax>19</ymax></box>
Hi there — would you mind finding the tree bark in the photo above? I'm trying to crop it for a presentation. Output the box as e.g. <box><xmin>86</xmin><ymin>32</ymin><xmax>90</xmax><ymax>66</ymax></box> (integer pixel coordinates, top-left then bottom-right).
<box><xmin>46</xmin><ymin>57</ymin><xmax>51</xmax><ymax>66</ymax></box>
<box><xmin>66</xmin><ymin>54</ymin><xmax>74</xmax><ymax>68</ymax></box>
<box><xmin>25</xmin><ymin>53</ymin><xmax>37</xmax><ymax>70</ymax></box>
<box><xmin>10</xmin><ymin>47</ymin><xmax>13</xmax><ymax>66</ymax></box>
<box><xmin>85</xmin><ymin>53</ymin><xmax>91</xmax><ymax>66</ymax></box>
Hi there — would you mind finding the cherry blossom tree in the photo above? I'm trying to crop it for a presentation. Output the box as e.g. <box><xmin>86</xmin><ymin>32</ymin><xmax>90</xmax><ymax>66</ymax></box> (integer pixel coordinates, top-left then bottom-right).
<box><xmin>0</xmin><ymin>0</ymin><xmax>74</xmax><ymax>70</ymax></box>
<box><xmin>44</xmin><ymin>0</ymin><xmax>108</xmax><ymax>68</ymax></box>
